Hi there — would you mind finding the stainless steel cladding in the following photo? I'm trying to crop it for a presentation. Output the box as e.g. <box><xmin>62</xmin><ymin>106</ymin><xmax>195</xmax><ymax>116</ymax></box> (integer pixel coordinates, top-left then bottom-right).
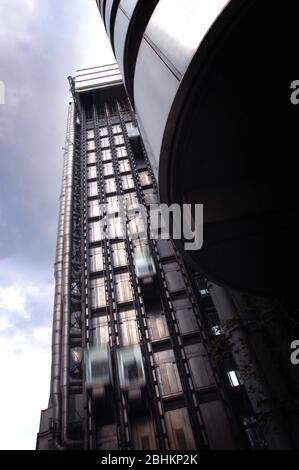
<box><xmin>84</xmin><ymin>345</ymin><xmax>113</xmax><ymax>398</ymax></box>
<box><xmin>117</xmin><ymin>345</ymin><xmax>146</xmax><ymax>393</ymax></box>
<box><xmin>97</xmin><ymin>0</ymin><xmax>299</xmax><ymax>294</ymax></box>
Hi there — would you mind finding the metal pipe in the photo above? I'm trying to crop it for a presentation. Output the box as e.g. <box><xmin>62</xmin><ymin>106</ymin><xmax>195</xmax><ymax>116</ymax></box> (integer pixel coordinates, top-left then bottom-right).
<box><xmin>50</xmin><ymin>103</ymin><xmax>72</xmax><ymax>442</ymax></box>
<box><xmin>207</xmin><ymin>282</ymin><xmax>292</xmax><ymax>450</ymax></box>
<box><xmin>60</xmin><ymin>102</ymin><xmax>82</xmax><ymax>448</ymax></box>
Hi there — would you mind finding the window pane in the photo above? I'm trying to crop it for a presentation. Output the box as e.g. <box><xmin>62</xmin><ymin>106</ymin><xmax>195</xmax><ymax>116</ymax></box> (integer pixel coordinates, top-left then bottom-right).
<box><xmin>87</xmin><ymin>140</ymin><xmax>95</xmax><ymax>151</ymax></box>
<box><xmin>90</xmin><ymin>277</ymin><xmax>106</xmax><ymax>309</ymax></box>
<box><xmin>89</xmin><ymin>221</ymin><xmax>102</xmax><ymax>243</ymax></box>
<box><xmin>139</xmin><ymin>170</ymin><xmax>152</xmax><ymax>186</ymax></box>
<box><xmin>154</xmin><ymin>349</ymin><xmax>182</xmax><ymax>396</ymax></box>
<box><xmin>112</xmin><ymin>124</ymin><xmax>122</xmax><ymax>134</ymax></box>
<box><xmin>89</xmin><ymin>246</ymin><xmax>103</xmax><ymax>273</ymax></box>
<box><xmin>105</xmin><ymin>178</ymin><xmax>116</xmax><ymax>194</ymax></box>
<box><xmin>114</xmin><ymin>273</ymin><xmax>133</xmax><ymax>303</ymax></box>
<box><xmin>88</xmin><ymin>199</ymin><xmax>100</xmax><ymax>218</ymax></box>
<box><xmin>111</xmin><ymin>242</ymin><xmax>127</xmax><ymax>267</ymax></box>
<box><xmin>87</xmin><ymin>130</ymin><xmax>94</xmax><ymax>139</ymax></box>
<box><xmin>87</xmin><ymin>166</ymin><xmax>97</xmax><ymax>180</ymax></box>
<box><xmin>122</xmin><ymin>174</ymin><xmax>134</xmax><ymax>190</ymax></box>
<box><xmin>119</xmin><ymin>159</ymin><xmax>131</xmax><ymax>173</ymax></box>
<box><xmin>114</xmin><ymin>135</ymin><xmax>124</xmax><ymax>146</ymax></box>
<box><xmin>103</xmin><ymin>162</ymin><xmax>114</xmax><ymax>177</ymax></box>
<box><xmin>124</xmin><ymin>192</ymin><xmax>139</xmax><ymax>211</ymax></box>
<box><xmin>101</xmin><ymin>137</ymin><xmax>110</xmax><ymax>148</ymax></box>
<box><xmin>87</xmin><ymin>152</ymin><xmax>96</xmax><ymax>165</ymax></box>
<box><xmin>87</xmin><ymin>181</ymin><xmax>98</xmax><ymax>197</ymax></box>
<box><xmin>99</xmin><ymin>127</ymin><xmax>108</xmax><ymax>137</ymax></box>
<box><xmin>116</xmin><ymin>146</ymin><xmax>127</xmax><ymax>158</ymax></box>
<box><xmin>227</xmin><ymin>370</ymin><xmax>241</xmax><ymax>387</ymax></box>
<box><xmin>102</xmin><ymin>148</ymin><xmax>112</xmax><ymax>161</ymax></box>
<box><xmin>107</xmin><ymin>217</ymin><xmax>125</xmax><ymax>239</ymax></box>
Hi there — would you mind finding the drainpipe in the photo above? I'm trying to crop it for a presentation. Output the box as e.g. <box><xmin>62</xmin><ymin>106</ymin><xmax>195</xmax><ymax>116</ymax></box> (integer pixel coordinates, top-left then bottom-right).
<box><xmin>207</xmin><ymin>282</ymin><xmax>291</xmax><ymax>449</ymax></box>
<box><xmin>60</xmin><ymin>102</ymin><xmax>83</xmax><ymax>449</ymax></box>
<box><xmin>49</xmin><ymin>104</ymin><xmax>72</xmax><ymax>450</ymax></box>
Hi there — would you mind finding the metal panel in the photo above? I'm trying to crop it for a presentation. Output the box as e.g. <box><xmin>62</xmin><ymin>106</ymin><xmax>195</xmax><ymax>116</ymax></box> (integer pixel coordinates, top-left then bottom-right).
<box><xmin>184</xmin><ymin>342</ymin><xmax>215</xmax><ymax>389</ymax></box>
<box><xmin>114</xmin><ymin>6</ymin><xmax>131</xmax><ymax>79</ymax></box>
<box><xmin>133</xmin><ymin>0</ymin><xmax>229</xmax><ymax>182</ymax></box>
<box><xmin>199</xmin><ymin>400</ymin><xmax>235</xmax><ymax>450</ymax></box>
<box><xmin>164</xmin><ymin>408</ymin><xmax>196</xmax><ymax>450</ymax></box>
<box><xmin>163</xmin><ymin>262</ymin><xmax>185</xmax><ymax>293</ymax></box>
<box><xmin>175</xmin><ymin>306</ymin><xmax>199</xmax><ymax>335</ymax></box>
<box><xmin>154</xmin><ymin>349</ymin><xmax>182</xmax><ymax>396</ymax></box>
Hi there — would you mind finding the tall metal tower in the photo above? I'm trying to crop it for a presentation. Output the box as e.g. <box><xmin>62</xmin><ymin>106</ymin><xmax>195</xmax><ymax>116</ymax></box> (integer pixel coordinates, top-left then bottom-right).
<box><xmin>36</xmin><ymin>65</ymin><xmax>245</xmax><ymax>450</ymax></box>
<box><xmin>37</xmin><ymin>64</ymin><xmax>299</xmax><ymax>451</ymax></box>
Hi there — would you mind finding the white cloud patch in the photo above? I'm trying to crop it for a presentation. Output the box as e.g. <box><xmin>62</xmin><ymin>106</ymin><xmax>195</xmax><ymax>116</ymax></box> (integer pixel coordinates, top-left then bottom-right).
<box><xmin>0</xmin><ymin>280</ymin><xmax>54</xmax><ymax>449</ymax></box>
<box><xmin>0</xmin><ymin>328</ymin><xmax>51</xmax><ymax>450</ymax></box>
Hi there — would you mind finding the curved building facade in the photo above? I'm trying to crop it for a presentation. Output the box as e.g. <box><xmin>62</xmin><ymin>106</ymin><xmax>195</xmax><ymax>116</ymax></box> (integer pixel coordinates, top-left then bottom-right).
<box><xmin>96</xmin><ymin>0</ymin><xmax>299</xmax><ymax>295</ymax></box>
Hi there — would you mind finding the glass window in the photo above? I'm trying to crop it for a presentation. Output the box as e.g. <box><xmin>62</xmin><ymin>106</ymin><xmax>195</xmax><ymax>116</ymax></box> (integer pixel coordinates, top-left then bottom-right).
<box><xmin>114</xmin><ymin>273</ymin><xmax>133</xmax><ymax>303</ymax></box>
<box><xmin>119</xmin><ymin>159</ymin><xmax>131</xmax><ymax>174</ymax></box>
<box><xmin>89</xmin><ymin>246</ymin><xmax>103</xmax><ymax>273</ymax></box>
<box><xmin>101</xmin><ymin>137</ymin><xmax>110</xmax><ymax>148</ymax></box>
<box><xmin>148</xmin><ymin>312</ymin><xmax>169</xmax><ymax>340</ymax></box>
<box><xmin>128</xmin><ymin>215</ymin><xmax>145</xmax><ymax>236</ymax></box>
<box><xmin>87</xmin><ymin>166</ymin><xmax>97</xmax><ymax>180</ymax></box>
<box><xmin>89</xmin><ymin>221</ymin><xmax>102</xmax><ymax>243</ymax></box>
<box><xmin>87</xmin><ymin>140</ymin><xmax>95</xmax><ymax>151</ymax></box>
<box><xmin>124</xmin><ymin>192</ymin><xmax>139</xmax><ymax>211</ymax></box>
<box><xmin>114</xmin><ymin>135</ymin><xmax>124</xmax><ymax>146</ymax></box>
<box><xmin>139</xmin><ymin>171</ymin><xmax>152</xmax><ymax>187</ymax></box>
<box><xmin>102</xmin><ymin>148</ymin><xmax>112</xmax><ymax>161</ymax></box>
<box><xmin>105</xmin><ymin>177</ymin><xmax>116</xmax><ymax>194</ymax></box>
<box><xmin>119</xmin><ymin>309</ymin><xmax>139</xmax><ymax>346</ymax></box>
<box><xmin>106</xmin><ymin>196</ymin><xmax>120</xmax><ymax>215</ymax></box>
<box><xmin>91</xmin><ymin>314</ymin><xmax>109</xmax><ymax>346</ymax></box>
<box><xmin>122</xmin><ymin>174</ymin><xmax>134</xmax><ymax>191</ymax></box>
<box><xmin>154</xmin><ymin>349</ymin><xmax>182</xmax><ymax>396</ymax></box>
<box><xmin>87</xmin><ymin>181</ymin><xmax>98</xmax><ymax>197</ymax></box>
<box><xmin>90</xmin><ymin>277</ymin><xmax>106</xmax><ymax>309</ymax></box>
<box><xmin>125</xmin><ymin>122</ymin><xmax>134</xmax><ymax>132</ymax></box>
<box><xmin>111</xmin><ymin>242</ymin><xmax>127</xmax><ymax>267</ymax></box>
<box><xmin>99</xmin><ymin>127</ymin><xmax>108</xmax><ymax>137</ymax></box>
<box><xmin>87</xmin><ymin>152</ymin><xmax>96</xmax><ymax>165</ymax></box>
<box><xmin>88</xmin><ymin>199</ymin><xmax>100</xmax><ymax>218</ymax></box>
<box><xmin>112</xmin><ymin>124</ymin><xmax>122</xmax><ymax>134</ymax></box>
<box><xmin>103</xmin><ymin>162</ymin><xmax>114</xmax><ymax>177</ymax></box>
<box><xmin>86</xmin><ymin>130</ymin><xmax>94</xmax><ymax>139</ymax></box>
<box><xmin>116</xmin><ymin>146</ymin><xmax>127</xmax><ymax>158</ymax></box>
<box><xmin>143</xmin><ymin>189</ymin><xmax>158</xmax><ymax>205</ymax></box>
<box><xmin>107</xmin><ymin>216</ymin><xmax>125</xmax><ymax>239</ymax></box>
<box><xmin>227</xmin><ymin>370</ymin><xmax>241</xmax><ymax>387</ymax></box>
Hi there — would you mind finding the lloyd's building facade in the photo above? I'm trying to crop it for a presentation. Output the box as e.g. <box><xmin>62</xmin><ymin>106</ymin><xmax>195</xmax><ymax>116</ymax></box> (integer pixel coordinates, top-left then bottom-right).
<box><xmin>37</xmin><ymin>1</ymin><xmax>299</xmax><ymax>450</ymax></box>
<box><xmin>37</xmin><ymin>65</ymin><xmax>244</xmax><ymax>451</ymax></box>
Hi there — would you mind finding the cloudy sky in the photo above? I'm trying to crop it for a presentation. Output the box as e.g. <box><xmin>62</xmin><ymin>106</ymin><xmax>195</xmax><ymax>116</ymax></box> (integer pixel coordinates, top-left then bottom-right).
<box><xmin>0</xmin><ymin>0</ymin><xmax>114</xmax><ymax>450</ymax></box>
